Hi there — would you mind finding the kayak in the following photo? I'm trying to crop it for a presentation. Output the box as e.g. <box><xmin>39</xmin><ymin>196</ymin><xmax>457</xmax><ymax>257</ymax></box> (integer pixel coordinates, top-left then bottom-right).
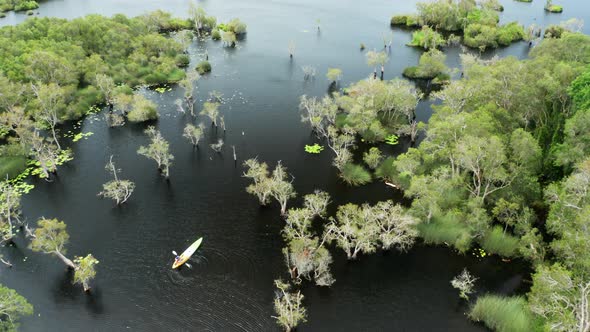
<box><xmin>172</xmin><ymin>237</ymin><xmax>203</xmax><ymax>269</ymax></box>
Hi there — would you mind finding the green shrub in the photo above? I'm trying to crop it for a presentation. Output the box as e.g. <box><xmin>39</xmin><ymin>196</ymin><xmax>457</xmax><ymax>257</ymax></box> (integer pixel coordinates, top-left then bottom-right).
<box><xmin>544</xmin><ymin>25</ymin><xmax>565</xmax><ymax>38</ymax></box>
<box><xmin>0</xmin><ymin>156</ymin><xmax>27</xmax><ymax>179</ymax></box>
<box><xmin>402</xmin><ymin>66</ymin><xmax>420</xmax><ymax>78</ymax></box>
<box><xmin>391</xmin><ymin>15</ymin><xmax>409</xmax><ymax>26</ymax></box>
<box><xmin>403</xmin><ymin>49</ymin><xmax>447</xmax><ymax>79</ymax></box>
<box><xmin>175</xmin><ymin>54</ymin><xmax>190</xmax><ymax>68</ymax></box>
<box><xmin>14</xmin><ymin>0</ymin><xmax>38</xmax><ymax>12</ymax></box>
<box><xmin>375</xmin><ymin>157</ymin><xmax>411</xmax><ymax>189</ymax></box>
<box><xmin>168</xmin><ymin>18</ymin><xmax>192</xmax><ymax>31</ymax></box>
<box><xmin>497</xmin><ymin>22</ymin><xmax>525</xmax><ymax>46</ymax></box>
<box><xmin>166</xmin><ymin>68</ymin><xmax>185</xmax><ymax>82</ymax></box>
<box><xmin>68</xmin><ymin>86</ymin><xmax>102</xmax><ymax>120</ymax></box>
<box><xmin>127</xmin><ymin>96</ymin><xmax>158</xmax><ymax>123</ymax></box>
<box><xmin>466</xmin><ymin>8</ymin><xmax>499</xmax><ymax>26</ymax></box>
<box><xmin>479</xmin><ymin>226</ymin><xmax>520</xmax><ymax>257</ymax></box>
<box><xmin>340</xmin><ymin>163</ymin><xmax>372</xmax><ymax>186</ymax></box>
<box><xmin>211</xmin><ymin>29</ymin><xmax>221</xmax><ymax>40</ymax></box>
<box><xmin>195</xmin><ymin>61</ymin><xmax>211</xmax><ymax>75</ymax></box>
<box><xmin>25</xmin><ymin>9</ymin><xmax>33</xmax><ymax>15</ymax></box>
<box><xmin>469</xmin><ymin>295</ymin><xmax>532</xmax><ymax>332</ymax></box>
<box><xmin>419</xmin><ymin>212</ymin><xmax>472</xmax><ymax>252</ymax></box>
<box><xmin>226</xmin><ymin>18</ymin><xmax>247</xmax><ymax>34</ymax></box>
<box><xmin>407</xmin><ymin>26</ymin><xmax>446</xmax><ymax>49</ymax></box>
<box><xmin>0</xmin><ymin>12</ymin><xmax>6</xmax><ymax>18</ymax></box>
<box><xmin>406</xmin><ymin>15</ymin><xmax>420</xmax><ymax>27</ymax></box>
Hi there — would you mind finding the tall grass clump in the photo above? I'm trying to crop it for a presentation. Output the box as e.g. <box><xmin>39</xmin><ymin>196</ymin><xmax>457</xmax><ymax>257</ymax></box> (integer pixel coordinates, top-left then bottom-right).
<box><xmin>418</xmin><ymin>212</ymin><xmax>472</xmax><ymax>252</ymax></box>
<box><xmin>340</xmin><ymin>163</ymin><xmax>372</xmax><ymax>186</ymax></box>
<box><xmin>479</xmin><ymin>226</ymin><xmax>520</xmax><ymax>257</ymax></box>
<box><xmin>469</xmin><ymin>295</ymin><xmax>532</xmax><ymax>332</ymax></box>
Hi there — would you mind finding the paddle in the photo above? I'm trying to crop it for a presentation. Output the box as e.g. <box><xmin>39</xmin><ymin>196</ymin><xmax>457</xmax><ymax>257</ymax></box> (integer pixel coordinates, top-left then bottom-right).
<box><xmin>171</xmin><ymin>251</ymin><xmax>192</xmax><ymax>269</ymax></box>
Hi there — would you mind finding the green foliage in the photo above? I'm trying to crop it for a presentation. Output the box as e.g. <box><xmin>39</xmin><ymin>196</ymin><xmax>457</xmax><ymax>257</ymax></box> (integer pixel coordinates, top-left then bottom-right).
<box><xmin>418</xmin><ymin>213</ymin><xmax>472</xmax><ymax>253</ymax></box>
<box><xmin>0</xmin><ymin>13</ymin><xmax>189</xmax><ymax>120</ymax></box>
<box><xmin>195</xmin><ymin>60</ymin><xmax>211</xmax><ymax>75</ymax></box>
<box><xmin>127</xmin><ymin>95</ymin><xmax>158</xmax><ymax>122</ymax></box>
<box><xmin>384</xmin><ymin>134</ymin><xmax>399</xmax><ymax>145</ymax></box>
<box><xmin>389</xmin><ymin>14</ymin><xmax>420</xmax><ymax>27</ymax></box>
<box><xmin>469</xmin><ymin>295</ymin><xmax>532</xmax><ymax>332</ymax></box>
<box><xmin>528</xmin><ymin>264</ymin><xmax>586</xmax><ymax>332</ymax></box>
<box><xmin>545</xmin><ymin>4</ymin><xmax>563</xmax><ymax>13</ymax></box>
<box><xmin>326</xmin><ymin>68</ymin><xmax>342</xmax><ymax>82</ymax></box>
<box><xmin>340</xmin><ymin>163</ymin><xmax>372</xmax><ymax>186</ymax></box>
<box><xmin>0</xmin><ymin>0</ymin><xmax>38</xmax><ymax>12</ymax></box>
<box><xmin>544</xmin><ymin>25</ymin><xmax>565</xmax><ymax>38</ymax></box>
<box><xmin>0</xmin><ymin>284</ymin><xmax>33</xmax><ymax>331</ymax></box>
<box><xmin>273</xmin><ymin>280</ymin><xmax>306</xmax><ymax>331</ymax></box>
<box><xmin>14</xmin><ymin>0</ymin><xmax>37</xmax><ymax>11</ymax></box>
<box><xmin>408</xmin><ymin>26</ymin><xmax>446</xmax><ymax>49</ymax></box>
<box><xmin>479</xmin><ymin>226</ymin><xmax>520</xmax><ymax>257</ymax></box>
<box><xmin>363</xmin><ymin>147</ymin><xmax>383</xmax><ymax>169</ymax></box>
<box><xmin>569</xmin><ymin>66</ymin><xmax>590</xmax><ymax>113</ymax></box>
<box><xmin>30</xmin><ymin>218</ymin><xmax>69</xmax><ymax>254</ymax></box>
<box><xmin>73</xmin><ymin>254</ymin><xmax>99</xmax><ymax>291</ymax></box>
<box><xmin>226</xmin><ymin>18</ymin><xmax>247</xmax><ymax>34</ymax></box>
<box><xmin>304</xmin><ymin>144</ymin><xmax>324</xmax><ymax>154</ymax></box>
<box><xmin>211</xmin><ymin>29</ymin><xmax>221</xmax><ymax>40</ymax></box>
<box><xmin>463</xmin><ymin>22</ymin><xmax>525</xmax><ymax>50</ymax></box>
<box><xmin>403</xmin><ymin>49</ymin><xmax>447</xmax><ymax>79</ymax></box>
<box><xmin>0</xmin><ymin>156</ymin><xmax>27</xmax><ymax>180</ymax></box>
<box><xmin>137</xmin><ymin>126</ymin><xmax>173</xmax><ymax>178</ymax></box>
<box><xmin>175</xmin><ymin>54</ymin><xmax>190</xmax><ymax>68</ymax></box>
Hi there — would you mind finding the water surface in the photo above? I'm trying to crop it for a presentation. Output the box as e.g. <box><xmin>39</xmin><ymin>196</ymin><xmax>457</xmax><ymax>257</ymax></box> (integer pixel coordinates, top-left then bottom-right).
<box><xmin>1</xmin><ymin>0</ymin><xmax>584</xmax><ymax>330</ymax></box>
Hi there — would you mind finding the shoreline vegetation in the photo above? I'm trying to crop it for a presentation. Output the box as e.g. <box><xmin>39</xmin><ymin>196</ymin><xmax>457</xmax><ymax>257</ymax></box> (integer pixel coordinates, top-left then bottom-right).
<box><xmin>391</xmin><ymin>0</ymin><xmax>525</xmax><ymax>51</ymax></box>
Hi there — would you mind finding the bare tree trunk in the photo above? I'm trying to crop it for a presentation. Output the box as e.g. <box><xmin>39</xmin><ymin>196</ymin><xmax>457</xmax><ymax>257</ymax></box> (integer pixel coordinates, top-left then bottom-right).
<box><xmin>51</xmin><ymin>126</ymin><xmax>61</xmax><ymax>150</ymax></box>
<box><xmin>54</xmin><ymin>250</ymin><xmax>76</xmax><ymax>269</ymax></box>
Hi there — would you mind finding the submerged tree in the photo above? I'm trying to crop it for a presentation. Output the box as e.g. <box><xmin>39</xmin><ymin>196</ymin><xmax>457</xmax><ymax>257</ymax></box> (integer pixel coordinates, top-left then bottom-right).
<box><xmin>179</xmin><ymin>71</ymin><xmax>199</xmax><ymax>116</ymax></box>
<box><xmin>183</xmin><ymin>123</ymin><xmax>205</xmax><ymax>147</ymax></box>
<box><xmin>366</xmin><ymin>50</ymin><xmax>388</xmax><ymax>79</ymax></box>
<box><xmin>210</xmin><ymin>138</ymin><xmax>224</xmax><ymax>153</ymax></box>
<box><xmin>0</xmin><ymin>181</ymin><xmax>23</xmax><ymax>242</ymax></box>
<box><xmin>137</xmin><ymin>126</ymin><xmax>174</xmax><ymax>178</ymax></box>
<box><xmin>30</xmin><ymin>218</ymin><xmax>76</xmax><ymax>269</ymax></box>
<box><xmin>326</xmin><ymin>68</ymin><xmax>342</xmax><ymax>84</ymax></box>
<box><xmin>270</xmin><ymin>161</ymin><xmax>296</xmax><ymax>215</ymax></box>
<box><xmin>73</xmin><ymin>254</ymin><xmax>99</xmax><ymax>292</ymax></box>
<box><xmin>303</xmin><ymin>190</ymin><xmax>330</xmax><ymax>218</ymax></box>
<box><xmin>371</xmin><ymin>201</ymin><xmax>419</xmax><ymax>251</ymax></box>
<box><xmin>243</xmin><ymin>158</ymin><xmax>273</xmax><ymax>206</ymax></box>
<box><xmin>273</xmin><ymin>280</ymin><xmax>306</xmax><ymax>332</ymax></box>
<box><xmin>98</xmin><ymin>156</ymin><xmax>135</xmax><ymax>205</ymax></box>
<box><xmin>288</xmin><ymin>40</ymin><xmax>296</xmax><ymax>58</ymax></box>
<box><xmin>200</xmin><ymin>101</ymin><xmax>220</xmax><ymax>127</ymax></box>
<box><xmin>324</xmin><ymin>203</ymin><xmax>378</xmax><ymax>260</ymax></box>
<box><xmin>31</xmin><ymin>82</ymin><xmax>65</xmax><ymax>150</ymax></box>
<box><xmin>451</xmin><ymin>268</ymin><xmax>478</xmax><ymax>300</ymax></box>
<box><xmin>94</xmin><ymin>74</ymin><xmax>116</xmax><ymax>107</ymax></box>
<box><xmin>0</xmin><ymin>284</ymin><xmax>33</xmax><ymax>330</ymax></box>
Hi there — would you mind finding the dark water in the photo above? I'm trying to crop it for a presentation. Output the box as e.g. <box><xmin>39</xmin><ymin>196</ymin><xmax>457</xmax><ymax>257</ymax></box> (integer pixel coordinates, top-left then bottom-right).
<box><xmin>0</xmin><ymin>0</ymin><xmax>585</xmax><ymax>331</ymax></box>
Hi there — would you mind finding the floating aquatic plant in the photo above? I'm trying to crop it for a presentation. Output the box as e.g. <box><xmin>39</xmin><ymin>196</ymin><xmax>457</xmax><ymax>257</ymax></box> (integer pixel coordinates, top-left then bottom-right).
<box><xmin>305</xmin><ymin>144</ymin><xmax>324</xmax><ymax>154</ymax></box>
<box><xmin>385</xmin><ymin>134</ymin><xmax>399</xmax><ymax>145</ymax></box>
<box><xmin>72</xmin><ymin>132</ymin><xmax>94</xmax><ymax>142</ymax></box>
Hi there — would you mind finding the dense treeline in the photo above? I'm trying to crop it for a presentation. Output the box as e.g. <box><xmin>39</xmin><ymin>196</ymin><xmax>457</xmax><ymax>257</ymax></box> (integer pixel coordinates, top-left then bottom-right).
<box><xmin>389</xmin><ymin>32</ymin><xmax>590</xmax><ymax>330</ymax></box>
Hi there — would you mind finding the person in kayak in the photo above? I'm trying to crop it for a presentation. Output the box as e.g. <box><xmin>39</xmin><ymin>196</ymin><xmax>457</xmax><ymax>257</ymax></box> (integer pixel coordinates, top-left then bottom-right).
<box><xmin>175</xmin><ymin>255</ymin><xmax>181</xmax><ymax>263</ymax></box>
